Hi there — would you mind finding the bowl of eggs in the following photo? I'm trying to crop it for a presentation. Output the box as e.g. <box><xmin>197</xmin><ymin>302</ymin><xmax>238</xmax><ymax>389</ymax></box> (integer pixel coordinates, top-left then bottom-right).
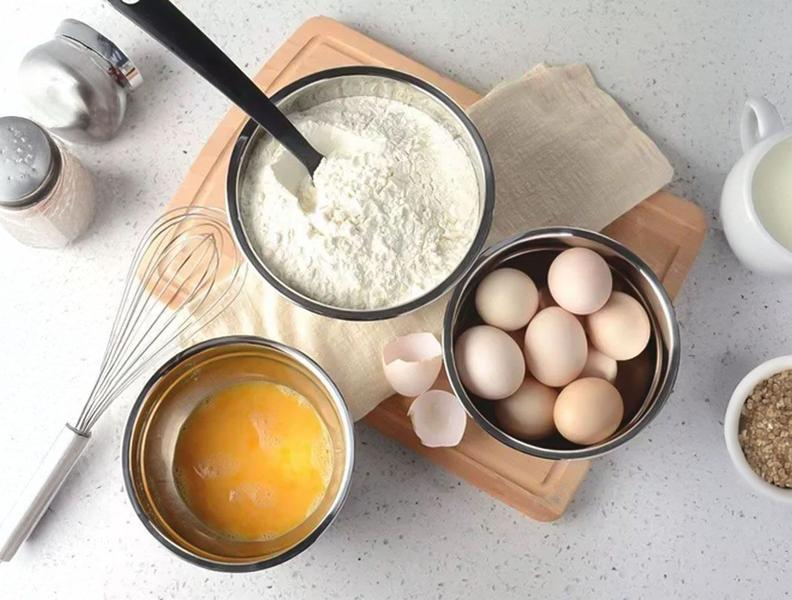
<box><xmin>443</xmin><ymin>227</ymin><xmax>679</xmax><ymax>460</ymax></box>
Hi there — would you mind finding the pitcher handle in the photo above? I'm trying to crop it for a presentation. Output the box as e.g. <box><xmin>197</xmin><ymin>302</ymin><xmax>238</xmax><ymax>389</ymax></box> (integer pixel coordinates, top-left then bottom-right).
<box><xmin>740</xmin><ymin>97</ymin><xmax>784</xmax><ymax>152</ymax></box>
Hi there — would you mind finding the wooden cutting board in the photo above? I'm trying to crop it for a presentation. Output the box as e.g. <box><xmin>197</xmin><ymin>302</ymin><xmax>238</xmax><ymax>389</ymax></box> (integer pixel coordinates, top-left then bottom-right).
<box><xmin>163</xmin><ymin>16</ymin><xmax>707</xmax><ymax>521</ymax></box>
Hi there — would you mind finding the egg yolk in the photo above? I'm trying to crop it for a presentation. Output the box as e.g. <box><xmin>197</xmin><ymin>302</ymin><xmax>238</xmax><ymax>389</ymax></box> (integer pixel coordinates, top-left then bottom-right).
<box><xmin>173</xmin><ymin>381</ymin><xmax>333</xmax><ymax>541</ymax></box>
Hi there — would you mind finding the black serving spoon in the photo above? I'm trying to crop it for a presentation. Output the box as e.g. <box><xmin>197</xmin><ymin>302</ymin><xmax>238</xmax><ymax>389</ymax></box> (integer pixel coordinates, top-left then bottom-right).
<box><xmin>107</xmin><ymin>0</ymin><xmax>324</xmax><ymax>176</ymax></box>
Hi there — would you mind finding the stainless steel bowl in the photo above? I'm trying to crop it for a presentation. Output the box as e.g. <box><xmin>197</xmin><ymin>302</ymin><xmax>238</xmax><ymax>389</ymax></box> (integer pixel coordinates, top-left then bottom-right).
<box><xmin>122</xmin><ymin>336</ymin><xmax>355</xmax><ymax>571</ymax></box>
<box><xmin>443</xmin><ymin>228</ymin><xmax>680</xmax><ymax>460</ymax></box>
<box><xmin>227</xmin><ymin>66</ymin><xmax>494</xmax><ymax>321</ymax></box>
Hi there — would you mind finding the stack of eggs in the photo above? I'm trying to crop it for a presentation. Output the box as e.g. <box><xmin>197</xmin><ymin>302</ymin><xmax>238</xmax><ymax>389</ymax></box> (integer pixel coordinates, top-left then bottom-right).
<box><xmin>454</xmin><ymin>248</ymin><xmax>651</xmax><ymax>446</ymax></box>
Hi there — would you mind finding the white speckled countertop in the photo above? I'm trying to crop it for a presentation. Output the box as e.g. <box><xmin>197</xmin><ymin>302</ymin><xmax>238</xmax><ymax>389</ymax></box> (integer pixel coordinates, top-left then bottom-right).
<box><xmin>2</xmin><ymin>1</ymin><xmax>791</xmax><ymax>597</ymax></box>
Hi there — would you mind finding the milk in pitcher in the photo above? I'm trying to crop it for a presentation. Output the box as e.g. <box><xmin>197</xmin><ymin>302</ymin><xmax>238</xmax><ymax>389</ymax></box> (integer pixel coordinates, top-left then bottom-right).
<box><xmin>753</xmin><ymin>137</ymin><xmax>792</xmax><ymax>250</ymax></box>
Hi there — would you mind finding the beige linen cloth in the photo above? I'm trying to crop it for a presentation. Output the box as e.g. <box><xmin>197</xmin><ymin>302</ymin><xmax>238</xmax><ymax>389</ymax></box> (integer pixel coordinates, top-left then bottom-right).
<box><xmin>190</xmin><ymin>63</ymin><xmax>673</xmax><ymax>420</ymax></box>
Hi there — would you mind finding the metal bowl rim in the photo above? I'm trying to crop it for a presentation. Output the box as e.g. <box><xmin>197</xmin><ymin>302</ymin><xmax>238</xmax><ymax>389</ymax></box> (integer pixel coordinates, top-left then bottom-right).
<box><xmin>226</xmin><ymin>65</ymin><xmax>495</xmax><ymax>321</ymax></box>
<box><xmin>121</xmin><ymin>334</ymin><xmax>355</xmax><ymax>572</ymax></box>
<box><xmin>442</xmin><ymin>226</ymin><xmax>681</xmax><ymax>460</ymax></box>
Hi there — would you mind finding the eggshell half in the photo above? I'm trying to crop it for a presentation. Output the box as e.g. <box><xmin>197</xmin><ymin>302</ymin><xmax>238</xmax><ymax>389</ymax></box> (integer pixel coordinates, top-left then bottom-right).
<box><xmin>408</xmin><ymin>390</ymin><xmax>467</xmax><ymax>447</ymax></box>
<box><xmin>548</xmin><ymin>248</ymin><xmax>613</xmax><ymax>315</ymax></box>
<box><xmin>523</xmin><ymin>307</ymin><xmax>588</xmax><ymax>387</ymax></box>
<box><xmin>586</xmin><ymin>291</ymin><xmax>651</xmax><ymax>360</ymax></box>
<box><xmin>383</xmin><ymin>333</ymin><xmax>443</xmax><ymax>397</ymax></box>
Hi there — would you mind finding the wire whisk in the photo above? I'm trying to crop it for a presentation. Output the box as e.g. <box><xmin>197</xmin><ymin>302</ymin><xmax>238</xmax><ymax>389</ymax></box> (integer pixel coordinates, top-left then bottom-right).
<box><xmin>0</xmin><ymin>206</ymin><xmax>247</xmax><ymax>561</ymax></box>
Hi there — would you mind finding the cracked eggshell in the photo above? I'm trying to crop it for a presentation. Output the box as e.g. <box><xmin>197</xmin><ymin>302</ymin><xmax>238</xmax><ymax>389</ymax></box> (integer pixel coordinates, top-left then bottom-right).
<box><xmin>382</xmin><ymin>333</ymin><xmax>443</xmax><ymax>397</ymax></box>
<box><xmin>408</xmin><ymin>390</ymin><xmax>467</xmax><ymax>447</ymax></box>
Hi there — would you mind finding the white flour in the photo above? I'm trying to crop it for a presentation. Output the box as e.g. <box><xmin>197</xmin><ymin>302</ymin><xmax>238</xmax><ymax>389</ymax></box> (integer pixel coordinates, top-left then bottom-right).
<box><xmin>240</xmin><ymin>95</ymin><xmax>479</xmax><ymax>309</ymax></box>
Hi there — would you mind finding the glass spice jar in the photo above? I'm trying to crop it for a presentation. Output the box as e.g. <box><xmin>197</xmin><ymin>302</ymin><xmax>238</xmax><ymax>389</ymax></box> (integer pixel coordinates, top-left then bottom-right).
<box><xmin>0</xmin><ymin>116</ymin><xmax>95</xmax><ymax>248</ymax></box>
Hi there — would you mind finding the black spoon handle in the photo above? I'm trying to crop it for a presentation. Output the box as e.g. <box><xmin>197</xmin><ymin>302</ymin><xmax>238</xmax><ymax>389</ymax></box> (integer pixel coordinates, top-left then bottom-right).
<box><xmin>107</xmin><ymin>0</ymin><xmax>323</xmax><ymax>175</ymax></box>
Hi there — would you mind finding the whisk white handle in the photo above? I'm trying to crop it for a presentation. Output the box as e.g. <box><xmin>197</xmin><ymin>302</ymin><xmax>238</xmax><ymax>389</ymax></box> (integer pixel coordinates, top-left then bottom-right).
<box><xmin>0</xmin><ymin>425</ymin><xmax>89</xmax><ymax>561</ymax></box>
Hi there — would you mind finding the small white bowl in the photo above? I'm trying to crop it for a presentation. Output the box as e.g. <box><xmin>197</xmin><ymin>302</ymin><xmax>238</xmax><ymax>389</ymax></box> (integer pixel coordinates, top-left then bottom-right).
<box><xmin>724</xmin><ymin>355</ymin><xmax>792</xmax><ymax>503</ymax></box>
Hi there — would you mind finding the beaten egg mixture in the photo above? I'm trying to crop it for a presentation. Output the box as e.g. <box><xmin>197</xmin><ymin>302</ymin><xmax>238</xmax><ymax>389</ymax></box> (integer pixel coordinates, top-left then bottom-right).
<box><xmin>173</xmin><ymin>381</ymin><xmax>333</xmax><ymax>541</ymax></box>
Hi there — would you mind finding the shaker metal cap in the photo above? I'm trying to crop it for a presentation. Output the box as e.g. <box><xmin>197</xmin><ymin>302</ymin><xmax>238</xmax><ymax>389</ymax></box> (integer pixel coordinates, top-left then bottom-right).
<box><xmin>57</xmin><ymin>19</ymin><xmax>143</xmax><ymax>90</ymax></box>
<box><xmin>0</xmin><ymin>117</ymin><xmax>59</xmax><ymax>208</ymax></box>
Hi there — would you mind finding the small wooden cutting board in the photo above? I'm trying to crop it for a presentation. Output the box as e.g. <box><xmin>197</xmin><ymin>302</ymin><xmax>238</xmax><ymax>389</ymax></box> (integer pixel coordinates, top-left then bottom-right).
<box><xmin>163</xmin><ymin>16</ymin><xmax>707</xmax><ymax>521</ymax></box>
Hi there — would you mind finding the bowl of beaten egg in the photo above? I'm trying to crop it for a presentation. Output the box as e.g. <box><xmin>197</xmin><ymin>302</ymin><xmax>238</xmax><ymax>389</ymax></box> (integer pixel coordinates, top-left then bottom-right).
<box><xmin>443</xmin><ymin>228</ymin><xmax>680</xmax><ymax>460</ymax></box>
<box><xmin>123</xmin><ymin>336</ymin><xmax>354</xmax><ymax>571</ymax></box>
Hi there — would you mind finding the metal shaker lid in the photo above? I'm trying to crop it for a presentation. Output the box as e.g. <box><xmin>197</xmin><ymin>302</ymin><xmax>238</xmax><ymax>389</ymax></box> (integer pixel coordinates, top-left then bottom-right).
<box><xmin>56</xmin><ymin>19</ymin><xmax>143</xmax><ymax>91</ymax></box>
<box><xmin>0</xmin><ymin>117</ymin><xmax>60</xmax><ymax>208</ymax></box>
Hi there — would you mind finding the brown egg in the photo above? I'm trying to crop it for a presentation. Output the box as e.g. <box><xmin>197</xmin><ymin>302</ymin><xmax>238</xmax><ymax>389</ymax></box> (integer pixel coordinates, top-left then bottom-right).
<box><xmin>455</xmin><ymin>325</ymin><xmax>526</xmax><ymax>400</ymax></box>
<box><xmin>553</xmin><ymin>377</ymin><xmax>624</xmax><ymax>445</ymax></box>
<box><xmin>474</xmin><ymin>268</ymin><xmax>539</xmax><ymax>331</ymax></box>
<box><xmin>586</xmin><ymin>291</ymin><xmax>651</xmax><ymax>360</ymax></box>
<box><xmin>523</xmin><ymin>307</ymin><xmax>588</xmax><ymax>387</ymax></box>
<box><xmin>548</xmin><ymin>248</ymin><xmax>613</xmax><ymax>315</ymax></box>
<box><xmin>495</xmin><ymin>378</ymin><xmax>558</xmax><ymax>440</ymax></box>
<box><xmin>538</xmin><ymin>286</ymin><xmax>586</xmax><ymax>325</ymax></box>
<box><xmin>507</xmin><ymin>326</ymin><xmax>527</xmax><ymax>348</ymax></box>
<box><xmin>537</xmin><ymin>286</ymin><xmax>557</xmax><ymax>310</ymax></box>
<box><xmin>579</xmin><ymin>345</ymin><xmax>618</xmax><ymax>383</ymax></box>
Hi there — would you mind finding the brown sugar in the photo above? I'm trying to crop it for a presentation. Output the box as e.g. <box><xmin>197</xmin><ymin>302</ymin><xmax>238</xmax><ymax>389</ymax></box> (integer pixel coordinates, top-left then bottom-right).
<box><xmin>739</xmin><ymin>370</ymin><xmax>792</xmax><ymax>488</ymax></box>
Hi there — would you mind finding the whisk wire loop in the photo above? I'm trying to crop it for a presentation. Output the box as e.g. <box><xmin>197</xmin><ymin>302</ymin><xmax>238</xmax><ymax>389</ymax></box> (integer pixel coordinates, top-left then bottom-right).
<box><xmin>73</xmin><ymin>207</ymin><xmax>246</xmax><ymax>434</ymax></box>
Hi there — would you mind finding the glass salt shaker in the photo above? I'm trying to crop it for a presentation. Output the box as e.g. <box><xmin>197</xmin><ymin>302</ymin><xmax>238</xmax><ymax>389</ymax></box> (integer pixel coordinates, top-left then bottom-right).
<box><xmin>0</xmin><ymin>116</ymin><xmax>96</xmax><ymax>248</ymax></box>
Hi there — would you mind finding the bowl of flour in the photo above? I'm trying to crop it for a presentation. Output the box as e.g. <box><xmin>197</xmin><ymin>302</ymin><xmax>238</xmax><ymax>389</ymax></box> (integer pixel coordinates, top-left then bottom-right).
<box><xmin>227</xmin><ymin>66</ymin><xmax>494</xmax><ymax>321</ymax></box>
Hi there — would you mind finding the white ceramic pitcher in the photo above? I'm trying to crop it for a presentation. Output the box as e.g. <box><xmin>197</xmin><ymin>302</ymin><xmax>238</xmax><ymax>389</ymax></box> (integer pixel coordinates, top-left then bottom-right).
<box><xmin>721</xmin><ymin>97</ymin><xmax>792</xmax><ymax>274</ymax></box>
